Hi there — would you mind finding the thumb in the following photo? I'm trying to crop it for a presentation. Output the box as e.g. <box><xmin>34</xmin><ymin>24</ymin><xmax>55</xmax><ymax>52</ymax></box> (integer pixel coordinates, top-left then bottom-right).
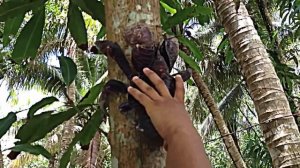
<box><xmin>174</xmin><ymin>75</ymin><xmax>184</xmax><ymax>103</ymax></box>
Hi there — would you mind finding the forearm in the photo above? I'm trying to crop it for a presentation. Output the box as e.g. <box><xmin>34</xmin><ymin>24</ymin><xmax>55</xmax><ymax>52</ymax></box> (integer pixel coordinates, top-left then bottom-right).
<box><xmin>165</xmin><ymin>125</ymin><xmax>211</xmax><ymax>168</ymax></box>
<box><xmin>128</xmin><ymin>68</ymin><xmax>211</xmax><ymax>167</ymax></box>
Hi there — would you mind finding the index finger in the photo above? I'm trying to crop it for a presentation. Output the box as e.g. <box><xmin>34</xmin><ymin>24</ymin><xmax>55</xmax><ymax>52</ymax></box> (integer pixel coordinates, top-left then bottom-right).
<box><xmin>127</xmin><ymin>86</ymin><xmax>153</xmax><ymax>107</ymax></box>
<box><xmin>143</xmin><ymin>68</ymin><xmax>171</xmax><ymax>97</ymax></box>
<box><xmin>174</xmin><ymin>75</ymin><xmax>185</xmax><ymax>103</ymax></box>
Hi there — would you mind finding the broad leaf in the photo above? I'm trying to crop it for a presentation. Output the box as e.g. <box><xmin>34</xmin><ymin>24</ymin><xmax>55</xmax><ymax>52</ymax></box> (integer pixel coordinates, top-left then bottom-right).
<box><xmin>97</xmin><ymin>26</ymin><xmax>106</xmax><ymax>39</ymax></box>
<box><xmin>0</xmin><ymin>112</ymin><xmax>17</xmax><ymax>139</ymax></box>
<box><xmin>16</xmin><ymin>107</ymin><xmax>79</xmax><ymax>143</ymax></box>
<box><xmin>0</xmin><ymin>0</ymin><xmax>46</xmax><ymax>21</ymax></box>
<box><xmin>9</xmin><ymin>144</ymin><xmax>52</xmax><ymax>159</ymax></box>
<box><xmin>60</xmin><ymin>109</ymin><xmax>105</xmax><ymax>168</ymax></box>
<box><xmin>71</xmin><ymin>0</ymin><xmax>105</xmax><ymax>25</ymax></box>
<box><xmin>3</xmin><ymin>14</ymin><xmax>25</xmax><ymax>47</ymax></box>
<box><xmin>27</xmin><ymin>96</ymin><xmax>59</xmax><ymax>119</ymax></box>
<box><xmin>79</xmin><ymin>83</ymin><xmax>105</xmax><ymax>105</ymax></box>
<box><xmin>163</xmin><ymin>5</ymin><xmax>212</xmax><ymax>30</ymax></box>
<box><xmin>197</xmin><ymin>14</ymin><xmax>210</xmax><ymax>25</ymax></box>
<box><xmin>67</xmin><ymin>2</ymin><xmax>88</xmax><ymax>50</ymax></box>
<box><xmin>179</xmin><ymin>50</ymin><xmax>201</xmax><ymax>73</ymax></box>
<box><xmin>160</xmin><ymin>1</ymin><xmax>177</xmax><ymax>14</ymax></box>
<box><xmin>59</xmin><ymin>56</ymin><xmax>77</xmax><ymax>86</ymax></box>
<box><xmin>11</xmin><ymin>7</ymin><xmax>45</xmax><ymax>63</ymax></box>
<box><xmin>160</xmin><ymin>0</ymin><xmax>181</xmax><ymax>11</ymax></box>
<box><xmin>178</xmin><ymin>36</ymin><xmax>203</xmax><ymax>60</ymax></box>
<box><xmin>59</xmin><ymin>145</ymin><xmax>75</xmax><ymax>168</ymax></box>
<box><xmin>160</xmin><ymin>3</ymin><xmax>169</xmax><ymax>25</ymax></box>
<box><xmin>79</xmin><ymin>109</ymin><xmax>105</xmax><ymax>145</ymax></box>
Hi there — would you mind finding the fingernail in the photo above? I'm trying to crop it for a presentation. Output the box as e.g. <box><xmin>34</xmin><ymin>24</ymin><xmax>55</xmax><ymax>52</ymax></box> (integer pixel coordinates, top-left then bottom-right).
<box><xmin>143</xmin><ymin>67</ymin><xmax>150</xmax><ymax>72</ymax></box>
<box><xmin>175</xmin><ymin>75</ymin><xmax>182</xmax><ymax>78</ymax></box>
<box><xmin>127</xmin><ymin>86</ymin><xmax>133</xmax><ymax>91</ymax></box>
<box><xmin>132</xmin><ymin>76</ymin><xmax>139</xmax><ymax>81</ymax></box>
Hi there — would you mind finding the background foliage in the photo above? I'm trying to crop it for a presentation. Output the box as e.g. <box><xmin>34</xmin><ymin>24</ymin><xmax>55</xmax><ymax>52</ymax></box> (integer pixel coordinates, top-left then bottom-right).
<box><xmin>0</xmin><ymin>0</ymin><xmax>299</xmax><ymax>167</ymax></box>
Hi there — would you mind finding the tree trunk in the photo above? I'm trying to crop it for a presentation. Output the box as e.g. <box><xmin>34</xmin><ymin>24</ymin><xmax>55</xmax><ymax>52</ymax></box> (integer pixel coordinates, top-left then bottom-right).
<box><xmin>79</xmin><ymin>131</ymin><xmax>102</xmax><ymax>168</ymax></box>
<box><xmin>214</xmin><ymin>1</ymin><xmax>300</xmax><ymax>167</ymax></box>
<box><xmin>104</xmin><ymin>0</ymin><xmax>166</xmax><ymax>167</ymax></box>
<box><xmin>53</xmin><ymin>43</ymin><xmax>77</xmax><ymax>168</ymax></box>
<box><xmin>200</xmin><ymin>84</ymin><xmax>243</xmax><ymax>138</ymax></box>
<box><xmin>0</xmin><ymin>144</ymin><xmax>3</xmax><ymax>168</ymax></box>
<box><xmin>192</xmin><ymin>71</ymin><xmax>247</xmax><ymax>167</ymax></box>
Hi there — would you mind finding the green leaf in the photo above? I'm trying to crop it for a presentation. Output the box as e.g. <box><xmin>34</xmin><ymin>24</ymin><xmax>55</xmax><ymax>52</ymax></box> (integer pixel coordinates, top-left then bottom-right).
<box><xmin>160</xmin><ymin>3</ymin><xmax>169</xmax><ymax>25</ymax></box>
<box><xmin>160</xmin><ymin>1</ymin><xmax>177</xmax><ymax>14</ymax></box>
<box><xmin>191</xmin><ymin>0</ymin><xmax>204</xmax><ymax>5</ymax></box>
<box><xmin>225</xmin><ymin>47</ymin><xmax>234</xmax><ymax>64</ymax></box>
<box><xmin>160</xmin><ymin>0</ymin><xmax>181</xmax><ymax>11</ymax></box>
<box><xmin>0</xmin><ymin>0</ymin><xmax>46</xmax><ymax>21</ymax></box>
<box><xmin>27</xmin><ymin>96</ymin><xmax>59</xmax><ymax>119</ymax></box>
<box><xmin>11</xmin><ymin>7</ymin><xmax>45</xmax><ymax>63</ymax></box>
<box><xmin>0</xmin><ymin>112</ymin><xmax>17</xmax><ymax>139</ymax></box>
<box><xmin>71</xmin><ymin>0</ymin><xmax>105</xmax><ymax>25</ymax></box>
<box><xmin>96</xmin><ymin>26</ymin><xmax>106</xmax><ymax>39</ymax></box>
<box><xmin>179</xmin><ymin>50</ymin><xmax>201</xmax><ymax>73</ymax></box>
<box><xmin>60</xmin><ymin>109</ymin><xmax>105</xmax><ymax>168</ymax></box>
<box><xmin>16</xmin><ymin>108</ymin><xmax>79</xmax><ymax>143</ymax></box>
<box><xmin>67</xmin><ymin>2</ymin><xmax>88</xmax><ymax>50</ymax></box>
<box><xmin>3</xmin><ymin>14</ymin><xmax>25</xmax><ymax>47</ymax></box>
<box><xmin>9</xmin><ymin>144</ymin><xmax>52</xmax><ymax>159</ymax></box>
<box><xmin>217</xmin><ymin>37</ymin><xmax>228</xmax><ymax>52</ymax></box>
<box><xmin>163</xmin><ymin>5</ymin><xmax>212</xmax><ymax>30</ymax></box>
<box><xmin>197</xmin><ymin>14</ymin><xmax>210</xmax><ymax>25</ymax></box>
<box><xmin>178</xmin><ymin>36</ymin><xmax>203</xmax><ymax>60</ymax></box>
<box><xmin>79</xmin><ymin>83</ymin><xmax>105</xmax><ymax>105</ymax></box>
<box><xmin>59</xmin><ymin>145</ymin><xmax>75</xmax><ymax>168</ymax></box>
<box><xmin>79</xmin><ymin>109</ymin><xmax>105</xmax><ymax>145</ymax></box>
<box><xmin>59</xmin><ymin>56</ymin><xmax>77</xmax><ymax>86</ymax></box>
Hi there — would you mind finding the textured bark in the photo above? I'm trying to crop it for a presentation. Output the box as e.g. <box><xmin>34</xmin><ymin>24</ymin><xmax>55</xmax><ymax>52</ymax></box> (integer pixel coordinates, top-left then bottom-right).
<box><xmin>0</xmin><ymin>144</ymin><xmax>3</xmax><ymax>168</ymax></box>
<box><xmin>54</xmin><ymin>46</ymin><xmax>77</xmax><ymax>167</ymax></box>
<box><xmin>200</xmin><ymin>84</ymin><xmax>243</xmax><ymax>138</ymax></box>
<box><xmin>80</xmin><ymin>131</ymin><xmax>102</xmax><ymax>168</ymax></box>
<box><xmin>48</xmin><ymin>159</ymin><xmax>54</xmax><ymax>168</ymax></box>
<box><xmin>214</xmin><ymin>1</ymin><xmax>300</xmax><ymax>167</ymax></box>
<box><xmin>104</xmin><ymin>1</ymin><xmax>166</xmax><ymax>168</ymax></box>
<box><xmin>53</xmin><ymin>83</ymin><xmax>76</xmax><ymax>167</ymax></box>
<box><xmin>192</xmin><ymin>71</ymin><xmax>247</xmax><ymax>167</ymax></box>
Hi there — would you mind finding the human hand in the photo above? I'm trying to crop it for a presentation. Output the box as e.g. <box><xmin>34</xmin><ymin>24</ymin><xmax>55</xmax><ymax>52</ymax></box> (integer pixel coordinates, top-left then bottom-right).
<box><xmin>127</xmin><ymin>68</ymin><xmax>194</xmax><ymax>142</ymax></box>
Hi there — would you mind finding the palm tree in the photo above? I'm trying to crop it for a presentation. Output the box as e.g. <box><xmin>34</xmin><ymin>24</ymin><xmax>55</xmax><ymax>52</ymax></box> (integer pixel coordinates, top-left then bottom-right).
<box><xmin>213</xmin><ymin>0</ymin><xmax>300</xmax><ymax>167</ymax></box>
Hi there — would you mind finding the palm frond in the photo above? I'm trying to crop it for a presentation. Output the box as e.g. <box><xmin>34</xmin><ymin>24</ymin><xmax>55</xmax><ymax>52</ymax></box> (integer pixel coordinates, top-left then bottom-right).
<box><xmin>2</xmin><ymin>59</ymin><xmax>65</xmax><ymax>96</ymax></box>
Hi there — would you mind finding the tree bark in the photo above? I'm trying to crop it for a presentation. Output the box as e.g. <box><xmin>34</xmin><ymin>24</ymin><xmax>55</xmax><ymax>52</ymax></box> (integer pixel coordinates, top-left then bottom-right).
<box><xmin>0</xmin><ymin>144</ymin><xmax>3</xmax><ymax>168</ymax></box>
<box><xmin>104</xmin><ymin>1</ymin><xmax>166</xmax><ymax>168</ymax></box>
<box><xmin>192</xmin><ymin>71</ymin><xmax>247</xmax><ymax>167</ymax></box>
<box><xmin>53</xmin><ymin>43</ymin><xmax>77</xmax><ymax>168</ymax></box>
<box><xmin>200</xmin><ymin>84</ymin><xmax>243</xmax><ymax>138</ymax></box>
<box><xmin>214</xmin><ymin>1</ymin><xmax>300</xmax><ymax>167</ymax></box>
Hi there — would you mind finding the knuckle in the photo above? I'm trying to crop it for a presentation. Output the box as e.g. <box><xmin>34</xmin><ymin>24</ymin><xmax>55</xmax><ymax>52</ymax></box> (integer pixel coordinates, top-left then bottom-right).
<box><xmin>135</xmin><ymin>92</ymin><xmax>146</xmax><ymax>102</ymax></box>
<box><xmin>156</xmin><ymin>80</ymin><xmax>165</xmax><ymax>88</ymax></box>
<box><xmin>136</xmin><ymin>93</ymin><xmax>144</xmax><ymax>100</ymax></box>
<box><xmin>133</xmin><ymin>77</ymin><xmax>142</xmax><ymax>85</ymax></box>
<box><xmin>148</xmin><ymin>71</ymin><xmax>158</xmax><ymax>79</ymax></box>
<box><xmin>176</xmin><ymin>84</ymin><xmax>183</xmax><ymax>89</ymax></box>
<box><xmin>145</xmin><ymin>85</ymin><xmax>154</xmax><ymax>92</ymax></box>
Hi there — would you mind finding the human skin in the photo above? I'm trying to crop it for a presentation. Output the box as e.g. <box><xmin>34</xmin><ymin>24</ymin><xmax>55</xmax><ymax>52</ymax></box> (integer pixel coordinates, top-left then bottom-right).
<box><xmin>128</xmin><ymin>68</ymin><xmax>211</xmax><ymax>168</ymax></box>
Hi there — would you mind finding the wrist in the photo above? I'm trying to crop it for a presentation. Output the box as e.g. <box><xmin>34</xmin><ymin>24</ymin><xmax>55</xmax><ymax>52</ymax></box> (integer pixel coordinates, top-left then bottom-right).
<box><xmin>164</xmin><ymin>120</ymin><xmax>196</xmax><ymax>146</ymax></box>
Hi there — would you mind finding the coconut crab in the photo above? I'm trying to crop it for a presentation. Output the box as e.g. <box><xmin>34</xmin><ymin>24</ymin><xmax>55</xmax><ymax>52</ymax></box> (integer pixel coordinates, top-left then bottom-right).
<box><xmin>92</xmin><ymin>24</ymin><xmax>191</xmax><ymax>148</ymax></box>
